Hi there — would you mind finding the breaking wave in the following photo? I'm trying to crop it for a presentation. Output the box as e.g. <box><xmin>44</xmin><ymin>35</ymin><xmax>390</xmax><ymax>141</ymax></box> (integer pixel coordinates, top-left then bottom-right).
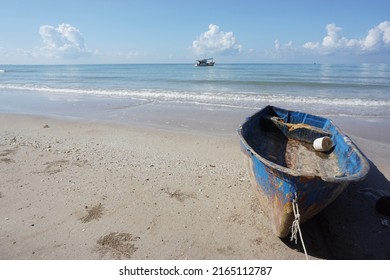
<box><xmin>0</xmin><ymin>83</ymin><xmax>389</xmax><ymax>110</ymax></box>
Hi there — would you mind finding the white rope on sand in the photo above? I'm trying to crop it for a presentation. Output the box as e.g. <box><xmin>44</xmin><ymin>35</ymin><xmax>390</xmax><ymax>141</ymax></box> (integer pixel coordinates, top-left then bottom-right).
<box><xmin>290</xmin><ymin>192</ymin><xmax>309</xmax><ymax>260</ymax></box>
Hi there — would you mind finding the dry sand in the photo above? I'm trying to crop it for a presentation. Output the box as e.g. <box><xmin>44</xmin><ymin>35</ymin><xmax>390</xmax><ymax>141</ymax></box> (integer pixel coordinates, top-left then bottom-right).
<box><xmin>0</xmin><ymin>112</ymin><xmax>389</xmax><ymax>260</ymax></box>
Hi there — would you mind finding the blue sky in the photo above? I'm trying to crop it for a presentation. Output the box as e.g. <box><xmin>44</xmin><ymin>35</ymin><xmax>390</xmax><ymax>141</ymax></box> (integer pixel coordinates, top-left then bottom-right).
<box><xmin>1</xmin><ymin>0</ymin><xmax>389</xmax><ymax>64</ymax></box>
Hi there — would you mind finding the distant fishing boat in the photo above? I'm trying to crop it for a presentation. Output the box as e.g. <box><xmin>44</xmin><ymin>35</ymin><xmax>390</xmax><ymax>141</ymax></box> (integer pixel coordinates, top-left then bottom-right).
<box><xmin>238</xmin><ymin>105</ymin><xmax>370</xmax><ymax>237</ymax></box>
<box><xmin>195</xmin><ymin>58</ymin><xmax>215</xmax><ymax>66</ymax></box>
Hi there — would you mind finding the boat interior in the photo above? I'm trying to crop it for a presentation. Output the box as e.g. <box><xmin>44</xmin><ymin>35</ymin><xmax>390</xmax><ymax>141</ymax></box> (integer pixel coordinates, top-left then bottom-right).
<box><xmin>241</xmin><ymin>107</ymin><xmax>344</xmax><ymax>178</ymax></box>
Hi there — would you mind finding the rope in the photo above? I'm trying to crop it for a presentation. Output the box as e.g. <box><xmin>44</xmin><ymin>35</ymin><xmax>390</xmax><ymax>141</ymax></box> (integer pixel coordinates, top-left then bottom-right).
<box><xmin>290</xmin><ymin>192</ymin><xmax>309</xmax><ymax>260</ymax></box>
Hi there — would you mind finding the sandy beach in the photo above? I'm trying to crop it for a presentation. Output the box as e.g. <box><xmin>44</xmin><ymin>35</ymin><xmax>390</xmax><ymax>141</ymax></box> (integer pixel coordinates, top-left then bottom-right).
<box><xmin>0</xmin><ymin>107</ymin><xmax>389</xmax><ymax>260</ymax></box>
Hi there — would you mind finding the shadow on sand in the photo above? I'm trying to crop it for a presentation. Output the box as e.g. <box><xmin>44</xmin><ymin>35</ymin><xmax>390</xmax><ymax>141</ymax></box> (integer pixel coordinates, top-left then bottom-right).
<box><xmin>281</xmin><ymin>159</ymin><xmax>390</xmax><ymax>259</ymax></box>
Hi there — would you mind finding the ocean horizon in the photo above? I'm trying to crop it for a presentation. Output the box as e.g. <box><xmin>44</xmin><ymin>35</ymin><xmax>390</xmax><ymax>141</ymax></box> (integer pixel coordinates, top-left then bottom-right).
<box><xmin>1</xmin><ymin>63</ymin><xmax>389</xmax><ymax>120</ymax></box>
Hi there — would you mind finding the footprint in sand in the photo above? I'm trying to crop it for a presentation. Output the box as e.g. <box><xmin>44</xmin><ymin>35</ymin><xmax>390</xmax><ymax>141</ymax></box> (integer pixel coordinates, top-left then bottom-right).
<box><xmin>165</xmin><ymin>189</ymin><xmax>197</xmax><ymax>202</ymax></box>
<box><xmin>96</xmin><ymin>232</ymin><xmax>140</xmax><ymax>259</ymax></box>
<box><xmin>41</xmin><ymin>160</ymin><xmax>69</xmax><ymax>175</ymax></box>
<box><xmin>0</xmin><ymin>148</ymin><xmax>18</xmax><ymax>164</ymax></box>
<box><xmin>80</xmin><ymin>203</ymin><xmax>104</xmax><ymax>223</ymax></box>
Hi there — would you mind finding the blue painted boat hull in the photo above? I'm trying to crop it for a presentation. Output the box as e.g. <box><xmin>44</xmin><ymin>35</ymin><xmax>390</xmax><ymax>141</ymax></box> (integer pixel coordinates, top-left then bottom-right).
<box><xmin>238</xmin><ymin>105</ymin><xmax>370</xmax><ymax>237</ymax></box>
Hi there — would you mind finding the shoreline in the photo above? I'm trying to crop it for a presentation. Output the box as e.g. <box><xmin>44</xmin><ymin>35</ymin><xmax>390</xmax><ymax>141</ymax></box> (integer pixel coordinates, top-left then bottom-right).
<box><xmin>1</xmin><ymin>109</ymin><xmax>389</xmax><ymax>259</ymax></box>
<box><xmin>1</xmin><ymin>100</ymin><xmax>389</xmax><ymax>142</ymax></box>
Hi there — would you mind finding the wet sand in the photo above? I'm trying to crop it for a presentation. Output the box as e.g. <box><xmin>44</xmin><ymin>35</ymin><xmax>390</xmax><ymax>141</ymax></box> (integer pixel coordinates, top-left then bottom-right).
<box><xmin>0</xmin><ymin>107</ymin><xmax>389</xmax><ymax>259</ymax></box>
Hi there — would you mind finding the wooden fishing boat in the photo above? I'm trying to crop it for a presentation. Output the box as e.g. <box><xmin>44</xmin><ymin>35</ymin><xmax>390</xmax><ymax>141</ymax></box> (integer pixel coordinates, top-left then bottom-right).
<box><xmin>238</xmin><ymin>105</ymin><xmax>370</xmax><ymax>237</ymax></box>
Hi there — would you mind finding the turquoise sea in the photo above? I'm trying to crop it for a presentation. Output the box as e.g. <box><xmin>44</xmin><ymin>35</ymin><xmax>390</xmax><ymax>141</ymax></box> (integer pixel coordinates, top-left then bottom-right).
<box><xmin>0</xmin><ymin>64</ymin><xmax>389</xmax><ymax>118</ymax></box>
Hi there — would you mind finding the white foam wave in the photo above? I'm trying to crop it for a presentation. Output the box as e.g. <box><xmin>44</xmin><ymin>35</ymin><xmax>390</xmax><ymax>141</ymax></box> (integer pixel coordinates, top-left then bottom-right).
<box><xmin>0</xmin><ymin>83</ymin><xmax>389</xmax><ymax>109</ymax></box>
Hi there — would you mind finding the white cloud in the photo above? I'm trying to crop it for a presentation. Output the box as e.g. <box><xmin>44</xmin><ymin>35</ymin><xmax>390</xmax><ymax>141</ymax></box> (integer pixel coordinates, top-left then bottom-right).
<box><xmin>302</xmin><ymin>42</ymin><xmax>319</xmax><ymax>50</ymax></box>
<box><xmin>303</xmin><ymin>21</ymin><xmax>390</xmax><ymax>54</ymax></box>
<box><xmin>362</xmin><ymin>21</ymin><xmax>390</xmax><ymax>51</ymax></box>
<box><xmin>39</xmin><ymin>23</ymin><xmax>91</xmax><ymax>59</ymax></box>
<box><xmin>274</xmin><ymin>40</ymin><xmax>280</xmax><ymax>51</ymax></box>
<box><xmin>192</xmin><ymin>24</ymin><xmax>242</xmax><ymax>55</ymax></box>
<box><xmin>267</xmin><ymin>39</ymin><xmax>295</xmax><ymax>59</ymax></box>
<box><xmin>274</xmin><ymin>40</ymin><xmax>293</xmax><ymax>51</ymax></box>
<box><xmin>286</xmin><ymin>41</ymin><xmax>293</xmax><ymax>48</ymax></box>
